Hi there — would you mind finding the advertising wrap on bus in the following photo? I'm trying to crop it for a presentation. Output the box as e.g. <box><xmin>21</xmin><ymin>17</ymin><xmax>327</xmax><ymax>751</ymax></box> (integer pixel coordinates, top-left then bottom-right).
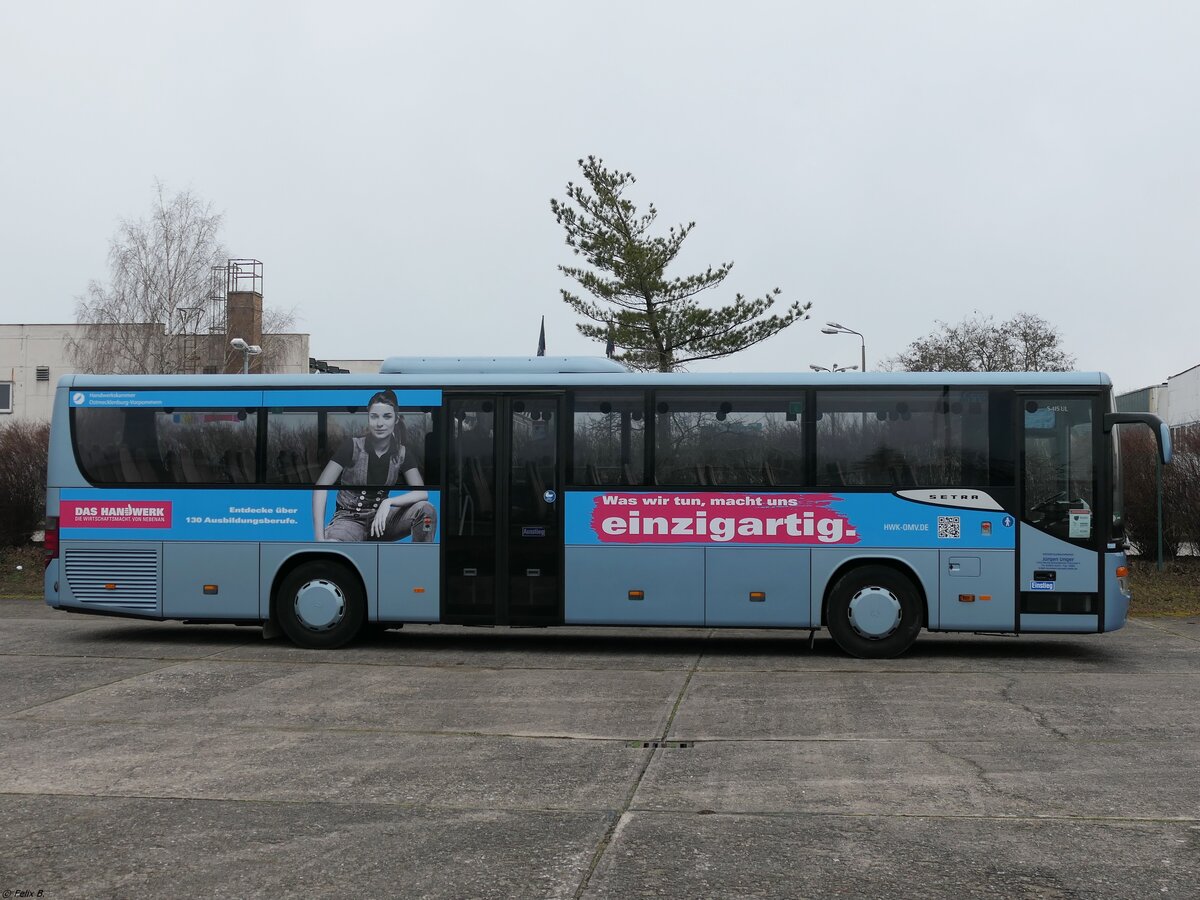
<box><xmin>58</xmin><ymin>489</ymin><xmax>442</xmax><ymax>543</ymax></box>
<box><xmin>565</xmin><ymin>491</ymin><xmax>1014</xmax><ymax>549</ymax></box>
<box><xmin>69</xmin><ymin>388</ymin><xmax>444</xmax><ymax>408</ymax></box>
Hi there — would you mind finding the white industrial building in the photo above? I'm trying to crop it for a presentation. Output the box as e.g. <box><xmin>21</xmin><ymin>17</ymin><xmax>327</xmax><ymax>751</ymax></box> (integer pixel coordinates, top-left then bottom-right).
<box><xmin>1116</xmin><ymin>363</ymin><xmax>1200</xmax><ymax>432</ymax></box>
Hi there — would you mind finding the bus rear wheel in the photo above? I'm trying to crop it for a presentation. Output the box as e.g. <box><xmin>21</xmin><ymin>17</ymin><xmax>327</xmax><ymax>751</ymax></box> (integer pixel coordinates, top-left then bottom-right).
<box><xmin>275</xmin><ymin>561</ymin><xmax>365</xmax><ymax>649</ymax></box>
<box><xmin>826</xmin><ymin>565</ymin><xmax>922</xmax><ymax>659</ymax></box>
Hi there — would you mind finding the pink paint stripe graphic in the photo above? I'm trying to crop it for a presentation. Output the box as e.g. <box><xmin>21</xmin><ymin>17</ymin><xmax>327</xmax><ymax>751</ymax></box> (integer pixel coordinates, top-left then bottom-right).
<box><xmin>62</xmin><ymin>500</ymin><xmax>172</xmax><ymax>529</ymax></box>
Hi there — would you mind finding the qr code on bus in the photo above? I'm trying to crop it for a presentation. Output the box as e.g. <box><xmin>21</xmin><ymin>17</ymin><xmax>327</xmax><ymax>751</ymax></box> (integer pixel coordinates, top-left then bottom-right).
<box><xmin>937</xmin><ymin>516</ymin><xmax>961</xmax><ymax>539</ymax></box>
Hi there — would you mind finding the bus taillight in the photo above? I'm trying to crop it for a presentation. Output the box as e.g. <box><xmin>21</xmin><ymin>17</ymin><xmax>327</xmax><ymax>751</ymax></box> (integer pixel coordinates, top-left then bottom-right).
<box><xmin>44</xmin><ymin>516</ymin><xmax>59</xmax><ymax>568</ymax></box>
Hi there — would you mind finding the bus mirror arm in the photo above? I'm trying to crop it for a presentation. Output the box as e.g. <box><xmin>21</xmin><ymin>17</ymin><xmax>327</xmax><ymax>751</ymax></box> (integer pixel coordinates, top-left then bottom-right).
<box><xmin>1103</xmin><ymin>412</ymin><xmax>1172</xmax><ymax>465</ymax></box>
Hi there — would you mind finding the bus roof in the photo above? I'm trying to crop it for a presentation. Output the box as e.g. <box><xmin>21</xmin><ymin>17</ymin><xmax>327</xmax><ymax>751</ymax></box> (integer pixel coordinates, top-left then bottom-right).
<box><xmin>380</xmin><ymin>356</ymin><xmax>629</xmax><ymax>374</ymax></box>
<box><xmin>60</xmin><ymin>366</ymin><xmax>1114</xmax><ymax>390</ymax></box>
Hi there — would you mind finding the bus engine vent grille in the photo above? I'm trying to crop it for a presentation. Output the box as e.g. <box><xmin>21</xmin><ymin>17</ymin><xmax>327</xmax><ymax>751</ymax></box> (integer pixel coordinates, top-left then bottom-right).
<box><xmin>64</xmin><ymin>548</ymin><xmax>160</xmax><ymax>609</ymax></box>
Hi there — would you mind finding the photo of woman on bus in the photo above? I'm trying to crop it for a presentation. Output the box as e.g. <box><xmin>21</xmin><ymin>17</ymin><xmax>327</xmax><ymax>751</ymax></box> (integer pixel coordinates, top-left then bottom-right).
<box><xmin>311</xmin><ymin>389</ymin><xmax>437</xmax><ymax>542</ymax></box>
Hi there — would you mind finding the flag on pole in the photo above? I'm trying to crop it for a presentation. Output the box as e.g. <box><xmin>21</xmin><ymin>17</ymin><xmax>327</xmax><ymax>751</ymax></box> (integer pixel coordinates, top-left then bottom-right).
<box><xmin>537</xmin><ymin>316</ymin><xmax>546</xmax><ymax>357</ymax></box>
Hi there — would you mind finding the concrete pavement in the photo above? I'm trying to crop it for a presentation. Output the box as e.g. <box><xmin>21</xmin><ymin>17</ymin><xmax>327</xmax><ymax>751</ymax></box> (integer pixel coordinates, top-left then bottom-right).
<box><xmin>1</xmin><ymin>600</ymin><xmax>1198</xmax><ymax>898</ymax></box>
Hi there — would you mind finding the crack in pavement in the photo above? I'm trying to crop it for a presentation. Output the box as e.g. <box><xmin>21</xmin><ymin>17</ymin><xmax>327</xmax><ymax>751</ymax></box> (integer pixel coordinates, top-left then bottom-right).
<box><xmin>1000</xmin><ymin>676</ymin><xmax>1071</xmax><ymax>741</ymax></box>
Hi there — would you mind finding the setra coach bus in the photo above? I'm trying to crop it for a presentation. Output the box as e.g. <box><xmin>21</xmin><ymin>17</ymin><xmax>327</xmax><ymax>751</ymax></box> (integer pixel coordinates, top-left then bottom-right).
<box><xmin>43</xmin><ymin>357</ymin><xmax>1171</xmax><ymax>658</ymax></box>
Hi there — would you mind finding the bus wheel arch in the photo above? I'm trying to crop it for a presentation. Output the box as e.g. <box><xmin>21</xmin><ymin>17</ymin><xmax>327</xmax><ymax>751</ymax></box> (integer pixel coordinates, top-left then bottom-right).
<box><xmin>821</xmin><ymin>559</ymin><xmax>927</xmax><ymax>659</ymax></box>
<box><xmin>271</xmin><ymin>553</ymin><xmax>367</xmax><ymax>649</ymax></box>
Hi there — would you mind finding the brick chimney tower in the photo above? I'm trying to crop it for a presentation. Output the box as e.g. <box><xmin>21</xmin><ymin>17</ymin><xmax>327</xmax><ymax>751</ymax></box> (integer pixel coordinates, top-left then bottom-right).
<box><xmin>223</xmin><ymin>260</ymin><xmax>264</xmax><ymax>374</ymax></box>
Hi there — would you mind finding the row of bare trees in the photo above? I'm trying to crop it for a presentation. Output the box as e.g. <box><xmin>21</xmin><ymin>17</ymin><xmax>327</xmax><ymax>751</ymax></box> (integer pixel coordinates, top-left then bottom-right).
<box><xmin>1121</xmin><ymin>427</ymin><xmax>1200</xmax><ymax>558</ymax></box>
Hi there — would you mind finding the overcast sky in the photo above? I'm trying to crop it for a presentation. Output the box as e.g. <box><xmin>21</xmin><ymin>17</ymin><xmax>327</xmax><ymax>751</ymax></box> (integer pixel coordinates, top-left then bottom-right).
<box><xmin>3</xmin><ymin>1</ymin><xmax>1198</xmax><ymax>393</ymax></box>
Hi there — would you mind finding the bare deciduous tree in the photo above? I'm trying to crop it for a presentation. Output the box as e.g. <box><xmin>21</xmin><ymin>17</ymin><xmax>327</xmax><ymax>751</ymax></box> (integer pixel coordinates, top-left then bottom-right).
<box><xmin>885</xmin><ymin>312</ymin><xmax>1075</xmax><ymax>373</ymax></box>
<box><xmin>72</xmin><ymin>183</ymin><xmax>226</xmax><ymax>374</ymax></box>
<box><xmin>71</xmin><ymin>183</ymin><xmax>297</xmax><ymax>374</ymax></box>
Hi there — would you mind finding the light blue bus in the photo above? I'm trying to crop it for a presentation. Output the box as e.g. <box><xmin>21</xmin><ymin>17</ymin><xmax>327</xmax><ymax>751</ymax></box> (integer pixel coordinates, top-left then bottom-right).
<box><xmin>43</xmin><ymin>358</ymin><xmax>1171</xmax><ymax>658</ymax></box>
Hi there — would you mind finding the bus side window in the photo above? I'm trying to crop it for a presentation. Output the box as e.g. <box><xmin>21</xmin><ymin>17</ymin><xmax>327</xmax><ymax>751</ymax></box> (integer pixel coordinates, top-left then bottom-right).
<box><xmin>177</xmin><ymin>449</ymin><xmax>202</xmax><ymax>483</ymax></box>
<box><xmin>823</xmin><ymin>462</ymin><xmax>845</xmax><ymax>486</ymax></box>
<box><xmin>223</xmin><ymin>449</ymin><xmax>247</xmax><ymax>483</ymax></box>
<box><xmin>118</xmin><ymin>447</ymin><xmax>141</xmax><ymax>482</ymax></box>
<box><xmin>571</xmin><ymin>391</ymin><xmax>646</xmax><ymax>486</ymax></box>
<box><xmin>654</xmin><ymin>392</ymin><xmax>804</xmax><ymax>487</ymax></box>
<box><xmin>133</xmin><ymin>448</ymin><xmax>162</xmax><ymax>482</ymax></box>
<box><xmin>815</xmin><ymin>390</ymin><xmax>991</xmax><ymax>488</ymax></box>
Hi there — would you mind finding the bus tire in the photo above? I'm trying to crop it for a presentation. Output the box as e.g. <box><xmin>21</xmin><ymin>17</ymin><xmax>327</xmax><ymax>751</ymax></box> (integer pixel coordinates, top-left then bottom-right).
<box><xmin>275</xmin><ymin>560</ymin><xmax>365</xmax><ymax>649</ymax></box>
<box><xmin>826</xmin><ymin>565</ymin><xmax>922</xmax><ymax>659</ymax></box>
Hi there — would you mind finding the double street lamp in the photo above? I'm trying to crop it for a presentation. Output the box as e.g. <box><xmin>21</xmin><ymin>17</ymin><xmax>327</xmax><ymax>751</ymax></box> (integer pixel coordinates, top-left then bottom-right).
<box><xmin>230</xmin><ymin>337</ymin><xmax>262</xmax><ymax>375</ymax></box>
<box><xmin>809</xmin><ymin>363</ymin><xmax>858</xmax><ymax>373</ymax></box>
<box><xmin>821</xmin><ymin>321</ymin><xmax>866</xmax><ymax>372</ymax></box>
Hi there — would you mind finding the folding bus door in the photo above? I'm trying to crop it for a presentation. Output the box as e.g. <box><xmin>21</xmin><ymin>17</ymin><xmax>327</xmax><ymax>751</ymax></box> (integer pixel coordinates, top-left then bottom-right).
<box><xmin>443</xmin><ymin>394</ymin><xmax>563</xmax><ymax>625</ymax></box>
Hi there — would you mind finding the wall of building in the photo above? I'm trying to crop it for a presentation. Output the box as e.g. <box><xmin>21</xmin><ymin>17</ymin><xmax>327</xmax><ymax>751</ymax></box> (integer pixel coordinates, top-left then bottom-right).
<box><xmin>1116</xmin><ymin>383</ymin><xmax>1168</xmax><ymax>418</ymax></box>
<box><xmin>0</xmin><ymin>323</ymin><xmax>310</xmax><ymax>424</ymax></box>
<box><xmin>264</xmin><ymin>332</ymin><xmax>311</xmax><ymax>374</ymax></box>
<box><xmin>0</xmin><ymin>324</ymin><xmax>86</xmax><ymax>423</ymax></box>
<box><xmin>1167</xmin><ymin>364</ymin><xmax>1200</xmax><ymax>429</ymax></box>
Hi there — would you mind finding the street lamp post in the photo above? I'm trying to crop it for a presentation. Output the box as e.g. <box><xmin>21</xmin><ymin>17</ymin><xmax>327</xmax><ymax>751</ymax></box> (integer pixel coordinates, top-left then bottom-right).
<box><xmin>230</xmin><ymin>337</ymin><xmax>262</xmax><ymax>375</ymax></box>
<box><xmin>821</xmin><ymin>321</ymin><xmax>866</xmax><ymax>372</ymax></box>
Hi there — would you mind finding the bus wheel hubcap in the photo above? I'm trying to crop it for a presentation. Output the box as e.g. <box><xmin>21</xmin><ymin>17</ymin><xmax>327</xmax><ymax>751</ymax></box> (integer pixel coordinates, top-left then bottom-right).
<box><xmin>294</xmin><ymin>579</ymin><xmax>346</xmax><ymax>631</ymax></box>
<box><xmin>848</xmin><ymin>587</ymin><xmax>902</xmax><ymax>639</ymax></box>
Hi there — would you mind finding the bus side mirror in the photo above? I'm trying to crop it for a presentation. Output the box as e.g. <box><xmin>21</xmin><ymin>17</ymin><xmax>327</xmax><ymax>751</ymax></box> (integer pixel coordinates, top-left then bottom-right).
<box><xmin>1103</xmin><ymin>412</ymin><xmax>1172</xmax><ymax>465</ymax></box>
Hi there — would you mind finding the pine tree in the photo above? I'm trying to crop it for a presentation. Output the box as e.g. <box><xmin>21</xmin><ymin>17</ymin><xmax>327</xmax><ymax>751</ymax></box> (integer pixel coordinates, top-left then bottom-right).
<box><xmin>550</xmin><ymin>156</ymin><xmax>809</xmax><ymax>372</ymax></box>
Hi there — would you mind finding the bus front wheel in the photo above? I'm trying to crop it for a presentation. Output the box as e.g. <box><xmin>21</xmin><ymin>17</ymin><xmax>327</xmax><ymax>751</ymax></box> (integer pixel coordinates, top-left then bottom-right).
<box><xmin>275</xmin><ymin>561</ymin><xmax>366</xmax><ymax>649</ymax></box>
<box><xmin>826</xmin><ymin>565</ymin><xmax>922</xmax><ymax>659</ymax></box>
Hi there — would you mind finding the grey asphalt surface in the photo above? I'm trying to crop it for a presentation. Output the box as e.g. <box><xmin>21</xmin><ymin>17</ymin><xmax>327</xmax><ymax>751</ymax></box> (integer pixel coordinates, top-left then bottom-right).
<box><xmin>1</xmin><ymin>600</ymin><xmax>1199</xmax><ymax>899</ymax></box>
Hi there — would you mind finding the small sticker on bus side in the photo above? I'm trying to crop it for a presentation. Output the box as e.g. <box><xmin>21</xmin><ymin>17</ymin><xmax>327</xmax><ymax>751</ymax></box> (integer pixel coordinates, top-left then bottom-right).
<box><xmin>1029</xmin><ymin>581</ymin><xmax>1056</xmax><ymax>591</ymax></box>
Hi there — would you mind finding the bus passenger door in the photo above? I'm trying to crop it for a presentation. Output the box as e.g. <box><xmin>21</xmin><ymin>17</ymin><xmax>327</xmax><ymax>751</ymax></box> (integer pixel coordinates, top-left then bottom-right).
<box><xmin>443</xmin><ymin>394</ymin><xmax>562</xmax><ymax>626</ymax></box>
<box><xmin>1017</xmin><ymin>394</ymin><xmax>1101</xmax><ymax>629</ymax></box>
